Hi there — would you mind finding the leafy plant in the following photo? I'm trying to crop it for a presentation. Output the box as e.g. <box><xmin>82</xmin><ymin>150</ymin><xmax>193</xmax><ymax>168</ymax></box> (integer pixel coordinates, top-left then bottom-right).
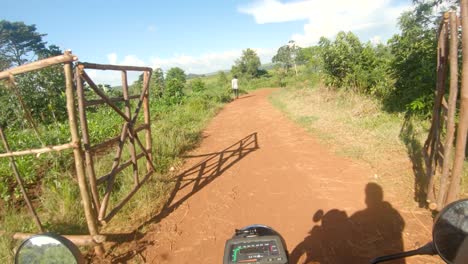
<box><xmin>190</xmin><ymin>78</ymin><xmax>206</xmax><ymax>93</ymax></box>
<box><xmin>231</xmin><ymin>48</ymin><xmax>262</xmax><ymax>78</ymax></box>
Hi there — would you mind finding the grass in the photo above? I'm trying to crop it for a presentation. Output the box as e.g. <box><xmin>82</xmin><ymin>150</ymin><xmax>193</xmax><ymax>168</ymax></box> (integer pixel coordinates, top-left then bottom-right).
<box><xmin>270</xmin><ymin>79</ymin><xmax>468</xmax><ymax>209</ymax></box>
<box><xmin>0</xmin><ymin>78</ymin><xmax>233</xmax><ymax>263</ymax></box>
<box><xmin>3</xmin><ymin>65</ymin><xmax>467</xmax><ymax>262</ymax></box>
<box><xmin>269</xmin><ymin>81</ymin><xmax>468</xmax><ymax>209</ymax></box>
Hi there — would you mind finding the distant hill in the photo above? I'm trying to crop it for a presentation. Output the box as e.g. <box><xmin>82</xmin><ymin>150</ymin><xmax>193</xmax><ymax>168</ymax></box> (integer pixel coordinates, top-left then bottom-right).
<box><xmin>187</xmin><ymin>73</ymin><xmax>206</xmax><ymax>80</ymax></box>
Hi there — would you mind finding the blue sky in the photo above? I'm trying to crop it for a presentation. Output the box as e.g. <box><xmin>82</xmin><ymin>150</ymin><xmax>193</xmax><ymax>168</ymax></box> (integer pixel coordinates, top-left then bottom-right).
<box><xmin>2</xmin><ymin>0</ymin><xmax>412</xmax><ymax>84</ymax></box>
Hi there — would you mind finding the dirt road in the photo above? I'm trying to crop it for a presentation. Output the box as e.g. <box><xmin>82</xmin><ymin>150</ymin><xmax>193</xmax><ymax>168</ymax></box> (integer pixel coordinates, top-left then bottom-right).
<box><xmin>138</xmin><ymin>89</ymin><xmax>439</xmax><ymax>263</ymax></box>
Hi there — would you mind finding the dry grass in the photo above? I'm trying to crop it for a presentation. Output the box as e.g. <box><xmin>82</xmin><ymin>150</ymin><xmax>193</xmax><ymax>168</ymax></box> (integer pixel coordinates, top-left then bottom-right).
<box><xmin>269</xmin><ymin>84</ymin><xmax>431</xmax><ymax>207</ymax></box>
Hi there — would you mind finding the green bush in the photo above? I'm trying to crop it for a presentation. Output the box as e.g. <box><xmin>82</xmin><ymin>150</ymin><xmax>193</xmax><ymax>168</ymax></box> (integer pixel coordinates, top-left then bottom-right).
<box><xmin>163</xmin><ymin>79</ymin><xmax>185</xmax><ymax>105</ymax></box>
<box><xmin>191</xmin><ymin>78</ymin><xmax>206</xmax><ymax>93</ymax></box>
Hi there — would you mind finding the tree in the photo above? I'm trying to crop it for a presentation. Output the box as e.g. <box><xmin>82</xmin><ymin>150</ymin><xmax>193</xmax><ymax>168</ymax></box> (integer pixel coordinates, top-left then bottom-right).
<box><xmin>0</xmin><ymin>43</ymin><xmax>66</xmax><ymax>127</ymax></box>
<box><xmin>152</xmin><ymin>68</ymin><xmax>165</xmax><ymax>97</ymax></box>
<box><xmin>166</xmin><ymin>67</ymin><xmax>186</xmax><ymax>84</ymax></box>
<box><xmin>217</xmin><ymin>71</ymin><xmax>228</xmax><ymax>88</ymax></box>
<box><xmin>37</xmin><ymin>44</ymin><xmax>62</xmax><ymax>59</ymax></box>
<box><xmin>273</xmin><ymin>40</ymin><xmax>302</xmax><ymax>76</ymax></box>
<box><xmin>164</xmin><ymin>78</ymin><xmax>185</xmax><ymax>105</ymax></box>
<box><xmin>297</xmin><ymin>46</ymin><xmax>322</xmax><ymax>73</ymax></box>
<box><xmin>231</xmin><ymin>48</ymin><xmax>261</xmax><ymax>78</ymax></box>
<box><xmin>319</xmin><ymin>31</ymin><xmax>364</xmax><ymax>88</ymax></box>
<box><xmin>0</xmin><ymin>20</ymin><xmax>47</xmax><ymax>66</ymax></box>
<box><xmin>0</xmin><ymin>55</ymin><xmax>10</xmax><ymax>71</ymax></box>
<box><xmin>190</xmin><ymin>78</ymin><xmax>205</xmax><ymax>92</ymax></box>
<box><xmin>385</xmin><ymin>3</ymin><xmax>439</xmax><ymax>113</ymax></box>
<box><xmin>272</xmin><ymin>45</ymin><xmax>294</xmax><ymax>73</ymax></box>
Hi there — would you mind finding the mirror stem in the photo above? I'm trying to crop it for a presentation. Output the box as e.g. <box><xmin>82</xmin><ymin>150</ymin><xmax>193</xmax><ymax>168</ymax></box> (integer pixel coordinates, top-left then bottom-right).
<box><xmin>370</xmin><ymin>243</ymin><xmax>435</xmax><ymax>264</ymax></box>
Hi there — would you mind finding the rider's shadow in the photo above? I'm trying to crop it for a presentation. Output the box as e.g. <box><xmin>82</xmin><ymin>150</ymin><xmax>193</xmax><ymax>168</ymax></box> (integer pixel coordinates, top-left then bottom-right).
<box><xmin>289</xmin><ymin>183</ymin><xmax>405</xmax><ymax>264</ymax></box>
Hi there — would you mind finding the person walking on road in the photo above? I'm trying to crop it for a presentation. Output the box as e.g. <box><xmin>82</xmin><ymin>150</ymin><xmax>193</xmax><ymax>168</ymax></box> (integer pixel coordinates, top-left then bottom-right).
<box><xmin>231</xmin><ymin>75</ymin><xmax>239</xmax><ymax>99</ymax></box>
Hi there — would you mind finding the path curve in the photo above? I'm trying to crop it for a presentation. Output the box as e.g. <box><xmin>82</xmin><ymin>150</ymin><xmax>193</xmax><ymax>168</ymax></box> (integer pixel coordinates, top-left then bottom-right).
<box><xmin>140</xmin><ymin>88</ymin><xmax>439</xmax><ymax>264</ymax></box>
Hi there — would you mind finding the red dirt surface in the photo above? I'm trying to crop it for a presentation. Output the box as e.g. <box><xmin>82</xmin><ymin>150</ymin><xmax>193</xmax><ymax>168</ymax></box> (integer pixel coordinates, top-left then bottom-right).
<box><xmin>132</xmin><ymin>89</ymin><xmax>440</xmax><ymax>263</ymax></box>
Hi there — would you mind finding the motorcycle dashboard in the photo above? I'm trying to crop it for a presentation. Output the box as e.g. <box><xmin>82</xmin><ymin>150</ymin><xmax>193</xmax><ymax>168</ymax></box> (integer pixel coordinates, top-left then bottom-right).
<box><xmin>223</xmin><ymin>236</ymin><xmax>288</xmax><ymax>264</ymax></box>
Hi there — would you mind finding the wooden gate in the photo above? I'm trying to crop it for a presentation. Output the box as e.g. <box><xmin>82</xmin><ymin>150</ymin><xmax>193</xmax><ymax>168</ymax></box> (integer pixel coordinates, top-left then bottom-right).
<box><xmin>75</xmin><ymin>63</ymin><xmax>154</xmax><ymax>224</ymax></box>
<box><xmin>424</xmin><ymin>6</ymin><xmax>468</xmax><ymax>210</ymax></box>
<box><xmin>0</xmin><ymin>52</ymin><xmax>156</xmax><ymax>254</ymax></box>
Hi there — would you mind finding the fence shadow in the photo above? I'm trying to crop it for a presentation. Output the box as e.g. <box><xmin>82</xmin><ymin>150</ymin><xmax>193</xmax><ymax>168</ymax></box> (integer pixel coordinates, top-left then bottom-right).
<box><xmin>154</xmin><ymin>131</ymin><xmax>259</xmax><ymax>223</ymax></box>
<box><xmin>399</xmin><ymin>114</ymin><xmax>427</xmax><ymax>207</ymax></box>
<box><xmin>96</xmin><ymin>133</ymin><xmax>260</xmax><ymax>262</ymax></box>
<box><xmin>289</xmin><ymin>183</ymin><xmax>405</xmax><ymax>264</ymax></box>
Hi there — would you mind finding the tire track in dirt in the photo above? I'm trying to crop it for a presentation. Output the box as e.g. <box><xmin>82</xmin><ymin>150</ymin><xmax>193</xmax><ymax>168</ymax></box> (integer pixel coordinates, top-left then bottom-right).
<box><xmin>139</xmin><ymin>88</ymin><xmax>440</xmax><ymax>264</ymax></box>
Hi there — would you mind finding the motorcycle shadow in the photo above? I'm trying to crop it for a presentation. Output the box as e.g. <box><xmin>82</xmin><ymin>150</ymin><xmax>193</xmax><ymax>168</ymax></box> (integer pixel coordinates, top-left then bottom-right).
<box><xmin>290</xmin><ymin>183</ymin><xmax>406</xmax><ymax>264</ymax></box>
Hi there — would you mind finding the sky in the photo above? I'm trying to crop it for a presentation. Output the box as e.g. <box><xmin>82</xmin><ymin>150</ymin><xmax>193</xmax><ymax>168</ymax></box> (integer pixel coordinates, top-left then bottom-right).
<box><xmin>2</xmin><ymin>0</ymin><xmax>412</xmax><ymax>85</ymax></box>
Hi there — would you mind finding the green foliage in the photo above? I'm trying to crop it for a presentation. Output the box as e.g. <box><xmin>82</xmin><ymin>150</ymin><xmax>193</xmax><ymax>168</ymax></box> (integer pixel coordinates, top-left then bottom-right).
<box><xmin>297</xmin><ymin>46</ymin><xmax>322</xmax><ymax>73</ymax></box>
<box><xmin>231</xmin><ymin>48</ymin><xmax>261</xmax><ymax>78</ymax></box>
<box><xmin>166</xmin><ymin>67</ymin><xmax>186</xmax><ymax>84</ymax></box>
<box><xmin>217</xmin><ymin>71</ymin><xmax>229</xmax><ymax>88</ymax></box>
<box><xmin>275</xmin><ymin>66</ymin><xmax>288</xmax><ymax>87</ymax></box>
<box><xmin>190</xmin><ymin>78</ymin><xmax>206</xmax><ymax>93</ymax></box>
<box><xmin>319</xmin><ymin>31</ymin><xmax>363</xmax><ymax>88</ymax></box>
<box><xmin>164</xmin><ymin>78</ymin><xmax>185</xmax><ymax>105</ymax></box>
<box><xmin>318</xmin><ymin>31</ymin><xmax>393</xmax><ymax>98</ymax></box>
<box><xmin>0</xmin><ymin>70</ymin><xmax>233</xmax><ymax>261</ymax></box>
<box><xmin>272</xmin><ymin>45</ymin><xmax>294</xmax><ymax>72</ymax></box>
<box><xmin>0</xmin><ymin>64</ymin><xmax>67</xmax><ymax>128</ymax></box>
<box><xmin>152</xmin><ymin>68</ymin><xmax>165</xmax><ymax>98</ymax></box>
<box><xmin>0</xmin><ymin>20</ymin><xmax>47</xmax><ymax>66</ymax></box>
<box><xmin>0</xmin><ymin>56</ymin><xmax>9</xmax><ymax>71</ymax></box>
<box><xmin>18</xmin><ymin>243</ymin><xmax>76</xmax><ymax>264</ymax></box>
<box><xmin>385</xmin><ymin>7</ymin><xmax>438</xmax><ymax>114</ymax></box>
<box><xmin>272</xmin><ymin>40</ymin><xmax>301</xmax><ymax>74</ymax></box>
<box><xmin>0</xmin><ymin>24</ymin><xmax>66</xmax><ymax>129</ymax></box>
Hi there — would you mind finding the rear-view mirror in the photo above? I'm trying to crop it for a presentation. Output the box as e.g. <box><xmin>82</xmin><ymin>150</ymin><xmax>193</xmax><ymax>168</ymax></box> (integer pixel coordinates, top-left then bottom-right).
<box><xmin>15</xmin><ymin>233</ymin><xmax>84</xmax><ymax>264</ymax></box>
<box><xmin>433</xmin><ymin>199</ymin><xmax>468</xmax><ymax>263</ymax></box>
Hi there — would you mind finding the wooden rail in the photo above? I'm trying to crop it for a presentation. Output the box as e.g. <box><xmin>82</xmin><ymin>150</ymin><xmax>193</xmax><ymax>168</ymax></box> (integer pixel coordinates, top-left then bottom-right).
<box><xmin>79</xmin><ymin>62</ymin><xmax>152</xmax><ymax>72</ymax></box>
<box><xmin>0</xmin><ymin>51</ymin><xmax>156</xmax><ymax>256</ymax></box>
<box><xmin>0</xmin><ymin>53</ymin><xmax>77</xmax><ymax>80</ymax></box>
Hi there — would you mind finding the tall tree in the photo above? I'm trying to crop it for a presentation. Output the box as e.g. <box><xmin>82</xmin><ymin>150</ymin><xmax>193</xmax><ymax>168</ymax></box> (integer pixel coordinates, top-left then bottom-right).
<box><xmin>152</xmin><ymin>68</ymin><xmax>165</xmax><ymax>97</ymax></box>
<box><xmin>272</xmin><ymin>45</ymin><xmax>294</xmax><ymax>73</ymax></box>
<box><xmin>0</xmin><ymin>20</ymin><xmax>47</xmax><ymax>66</ymax></box>
<box><xmin>385</xmin><ymin>1</ymin><xmax>441</xmax><ymax>113</ymax></box>
<box><xmin>0</xmin><ymin>21</ymin><xmax>72</xmax><ymax>129</ymax></box>
<box><xmin>273</xmin><ymin>40</ymin><xmax>301</xmax><ymax>76</ymax></box>
<box><xmin>231</xmin><ymin>48</ymin><xmax>261</xmax><ymax>78</ymax></box>
<box><xmin>166</xmin><ymin>67</ymin><xmax>186</xmax><ymax>84</ymax></box>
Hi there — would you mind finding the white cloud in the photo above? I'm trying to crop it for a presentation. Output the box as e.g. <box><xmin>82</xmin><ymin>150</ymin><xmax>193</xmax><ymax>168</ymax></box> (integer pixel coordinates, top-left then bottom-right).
<box><xmin>87</xmin><ymin>48</ymin><xmax>276</xmax><ymax>85</ymax></box>
<box><xmin>87</xmin><ymin>53</ymin><xmax>147</xmax><ymax>86</ymax></box>
<box><xmin>239</xmin><ymin>0</ymin><xmax>411</xmax><ymax>46</ymax></box>
<box><xmin>107</xmin><ymin>53</ymin><xmax>117</xmax><ymax>64</ymax></box>
<box><xmin>150</xmin><ymin>48</ymin><xmax>276</xmax><ymax>74</ymax></box>
<box><xmin>370</xmin><ymin>35</ymin><xmax>382</xmax><ymax>45</ymax></box>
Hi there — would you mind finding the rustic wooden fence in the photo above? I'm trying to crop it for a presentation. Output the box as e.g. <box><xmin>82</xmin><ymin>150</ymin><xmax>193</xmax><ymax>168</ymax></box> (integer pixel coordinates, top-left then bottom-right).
<box><xmin>424</xmin><ymin>6</ymin><xmax>468</xmax><ymax>210</ymax></box>
<box><xmin>0</xmin><ymin>51</ymin><xmax>155</xmax><ymax>254</ymax></box>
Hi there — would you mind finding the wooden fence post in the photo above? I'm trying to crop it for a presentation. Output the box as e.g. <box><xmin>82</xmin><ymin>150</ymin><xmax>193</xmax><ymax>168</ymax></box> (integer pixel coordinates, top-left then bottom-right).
<box><xmin>75</xmin><ymin>67</ymin><xmax>101</xmax><ymax>213</ymax></box>
<box><xmin>122</xmin><ymin>70</ymin><xmax>139</xmax><ymax>186</ymax></box>
<box><xmin>426</xmin><ymin>15</ymin><xmax>449</xmax><ymax>206</ymax></box>
<box><xmin>63</xmin><ymin>53</ymin><xmax>103</xmax><ymax>255</ymax></box>
<box><xmin>437</xmin><ymin>11</ymin><xmax>459</xmax><ymax>209</ymax></box>
<box><xmin>447</xmin><ymin>0</ymin><xmax>468</xmax><ymax>204</ymax></box>
<box><xmin>143</xmin><ymin>71</ymin><xmax>153</xmax><ymax>173</ymax></box>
